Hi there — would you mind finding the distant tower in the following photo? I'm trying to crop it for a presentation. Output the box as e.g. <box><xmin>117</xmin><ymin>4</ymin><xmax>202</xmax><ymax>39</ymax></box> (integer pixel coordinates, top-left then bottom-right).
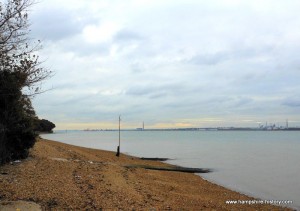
<box><xmin>143</xmin><ymin>121</ymin><xmax>144</xmax><ymax>130</ymax></box>
<box><xmin>286</xmin><ymin>119</ymin><xmax>289</xmax><ymax>129</ymax></box>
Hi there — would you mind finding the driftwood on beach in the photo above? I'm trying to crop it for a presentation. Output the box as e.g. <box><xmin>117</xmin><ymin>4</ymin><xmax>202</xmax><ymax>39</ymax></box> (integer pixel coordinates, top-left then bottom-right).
<box><xmin>125</xmin><ymin>164</ymin><xmax>211</xmax><ymax>173</ymax></box>
<box><xmin>140</xmin><ymin>157</ymin><xmax>170</xmax><ymax>161</ymax></box>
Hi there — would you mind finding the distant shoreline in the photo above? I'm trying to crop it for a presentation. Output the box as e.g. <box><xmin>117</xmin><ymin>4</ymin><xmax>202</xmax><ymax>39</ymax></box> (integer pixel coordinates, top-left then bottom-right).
<box><xmin>62</xmin><ymin>127</ymin><xmax>300</xmax><ymax>132</ymax></box>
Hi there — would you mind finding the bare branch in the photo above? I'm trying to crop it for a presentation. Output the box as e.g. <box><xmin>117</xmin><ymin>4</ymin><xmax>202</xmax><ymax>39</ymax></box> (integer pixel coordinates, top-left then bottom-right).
<box><xmin>1</xmin><ymin>0</ymin><xmax>51</xmax><ymax>96</ymax></box>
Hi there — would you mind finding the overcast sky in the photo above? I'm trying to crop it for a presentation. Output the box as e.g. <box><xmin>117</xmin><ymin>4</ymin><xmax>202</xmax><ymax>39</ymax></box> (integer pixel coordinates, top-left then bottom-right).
<box><xmin>30</xmin><ymin>0</ymin><xmax>300</xmax><ymax>129</ymax></box>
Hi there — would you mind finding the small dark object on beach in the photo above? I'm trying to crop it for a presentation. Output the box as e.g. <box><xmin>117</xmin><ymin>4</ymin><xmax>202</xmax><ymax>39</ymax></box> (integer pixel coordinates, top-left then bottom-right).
<box><xmin>125</xmin><ymin>164</ymin><xmax>211</xmax><ymax>173</ymax></box>
<box><xmin>116</xmin><ymin>146</ymin><xmax>120</xmax><ymax>157</ymax></box>
<box><xmin>46</xmin><ymin>198</ymin><xmax>58</xmax><ymax>208</ymax></box>
<box><xmin>140</xmin><ymin>157</ymin><xmax>169</xmax><ymax>161</ymax></box>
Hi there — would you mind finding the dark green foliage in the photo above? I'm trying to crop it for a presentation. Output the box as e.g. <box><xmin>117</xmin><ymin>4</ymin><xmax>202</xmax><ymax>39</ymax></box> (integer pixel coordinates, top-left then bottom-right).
<box><xmin>34</xmin><ymin>119</ymin><xmax>56</xmax><ymax>133</ymax></box>
<box><xmin>0</xmin><ymin>70</ymin><xmax>37</xmax><ymax>164</ymax></box>
<box><xmin>0</xmin><ymin>0</ymin><xmax>51</xmax><ymax>164</ymax></box>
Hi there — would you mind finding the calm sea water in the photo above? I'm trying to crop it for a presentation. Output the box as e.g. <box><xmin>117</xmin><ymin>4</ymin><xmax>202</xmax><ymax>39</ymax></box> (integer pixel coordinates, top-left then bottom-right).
<box><xmin>42</xmin><ymin>130</ymin><xmax>300</xmax><ymax>209</ymax></box>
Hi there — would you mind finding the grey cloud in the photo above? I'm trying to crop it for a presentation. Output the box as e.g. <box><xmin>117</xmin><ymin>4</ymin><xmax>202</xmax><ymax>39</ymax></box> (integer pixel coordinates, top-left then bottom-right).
<box><xmin>234</xmin><ymin>97</ymin><xmax>253</xmax><ymax>107</ymax></box>
<box><xmin>31</xmin><ymin>6</ymin><xmax>98</xmax><ymax>42</ymax></box>
<box><xmin>31</xmin><ymin>8</ymin><xmax>80</xmax><ymax>41</ymax></box>
<box><xmin>149</xmin><ymin>92</ymin><xmax>168</xmax><ymax>99</ymax></box>
<box><xmin>282</xmin><ymin>99</ymin><xmax>300</xmax><ymax>107</ymax></box>
<box><xmin>188</xmin><ymin>46</ymin><xmax>275</xmax><ymax>66</ymax></box>
<box><xmin>57</xmin><ymin>94</ymin><xmax>95</xmax><ymax>106</ymax></box>
<box><xmin>113</xmin><ymin>29</ymin><xmax>144</xmax><ymax>43</ymax></box>
<box><xmin>130</xmin><ymin>62</ymin><xmax>145</xmax><ymax>73</ymax></box>
<box><xmin>188</xmin><ymin>52</ymin><xmax>230</xmax><ymax>66</ymax></box>
<box><xmin>64</xmin><ymin>40</ymin><xmax>110</xmax><ymax>57</ymax></box>
<box><xmin>125</xmin><ymin>83</ymin><xmax>185</xmax><ymax>98</ymax></box>
<box><xmin>125</xmin><ymin>85</ymin><xmax>167</xmax><ymax>98</ymax></box>
<box><xmin>125</xmin><ymin>86</ymin><xmax>154</xmax><ymax>96</ymax></box>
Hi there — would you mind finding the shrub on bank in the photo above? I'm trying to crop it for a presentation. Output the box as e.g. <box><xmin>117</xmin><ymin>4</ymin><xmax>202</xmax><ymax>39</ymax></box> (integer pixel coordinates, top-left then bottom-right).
<box><xmin>34</xmin><ymin>119</ymin><xmax>56</xmax><ymax>133</ymax></box>
<box><xmin>0</xmin><ymin>71</ymin><xmax>37</xmax><ymax>164</ymax></box>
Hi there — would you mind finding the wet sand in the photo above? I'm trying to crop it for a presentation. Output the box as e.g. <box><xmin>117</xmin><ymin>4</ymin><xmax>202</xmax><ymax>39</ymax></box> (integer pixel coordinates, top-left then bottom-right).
<box><xmin>0</xmin><ymin>139</ymin><xmax>291</xmax><ymax>210</ymax></box>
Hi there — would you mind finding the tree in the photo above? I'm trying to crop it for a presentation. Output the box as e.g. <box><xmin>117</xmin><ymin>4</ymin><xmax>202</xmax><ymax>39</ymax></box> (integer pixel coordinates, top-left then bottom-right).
<box><xmin>34</xmin><ymin>119</ymin><xmax>56</xmax><ymax>133</ymax></box>
<box><xmin>0</xmin><ymin>70</ymin><xmax>36</xmax><ymax>162</ymax></box>
<box><xmin>0</xmin><ymin>0</ymin><xmax>50</xmax><ymax>91</ymax></box>
<box><xmin>0</xmin><ymin>0</ymin><xmax>51</xmax><ymax>164</ymax></box>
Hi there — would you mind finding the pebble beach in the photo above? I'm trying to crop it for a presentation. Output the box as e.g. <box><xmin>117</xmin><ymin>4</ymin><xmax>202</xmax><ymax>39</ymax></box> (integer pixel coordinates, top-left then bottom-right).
<box><xmin>0</xmin><ymin>139</ymin><xmax>291</xmax><ymax>210</ymax></box>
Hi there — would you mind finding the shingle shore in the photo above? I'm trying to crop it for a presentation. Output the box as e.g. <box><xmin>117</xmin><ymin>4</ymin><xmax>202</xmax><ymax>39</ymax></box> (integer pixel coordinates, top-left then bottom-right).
<box><xmin>0</xmin><ymin>139</ymin><xmax>290</xmax><ymax>210</ymax></box>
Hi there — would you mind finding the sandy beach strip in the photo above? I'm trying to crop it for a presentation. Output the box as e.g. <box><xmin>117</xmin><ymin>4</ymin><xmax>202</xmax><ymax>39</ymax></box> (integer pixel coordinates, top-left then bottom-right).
<box><xmin>0</xmin><ymin>139</ymin><xmax>291</xmax><ymax>210</ymax></box>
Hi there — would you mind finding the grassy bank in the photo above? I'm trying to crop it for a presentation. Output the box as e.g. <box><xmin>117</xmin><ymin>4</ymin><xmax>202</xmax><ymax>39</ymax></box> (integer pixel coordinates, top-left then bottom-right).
<box><xmin>0</xmin><ymin>139</ymin><xmax>290</xmax><ymax>210</ymax></box>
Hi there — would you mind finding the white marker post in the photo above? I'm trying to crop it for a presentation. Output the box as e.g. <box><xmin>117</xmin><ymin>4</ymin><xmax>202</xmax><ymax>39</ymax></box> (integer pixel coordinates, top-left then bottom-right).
<box><xmin>116</xmin><ymin>115</ymin><xmax>121</xmax><ymax>156</ymax></box>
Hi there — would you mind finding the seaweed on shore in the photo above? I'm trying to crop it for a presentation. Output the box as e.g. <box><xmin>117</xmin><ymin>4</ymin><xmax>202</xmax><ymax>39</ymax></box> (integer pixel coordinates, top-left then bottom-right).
<box><xmin>140</xmin><ymin>157</ymin><xmax>170</xmax><ymax>161</ymax></box>
<box><xmin>124</xmin><ymin>164</ymin><xmax>211</xmax><ymax>173</ymax></box>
